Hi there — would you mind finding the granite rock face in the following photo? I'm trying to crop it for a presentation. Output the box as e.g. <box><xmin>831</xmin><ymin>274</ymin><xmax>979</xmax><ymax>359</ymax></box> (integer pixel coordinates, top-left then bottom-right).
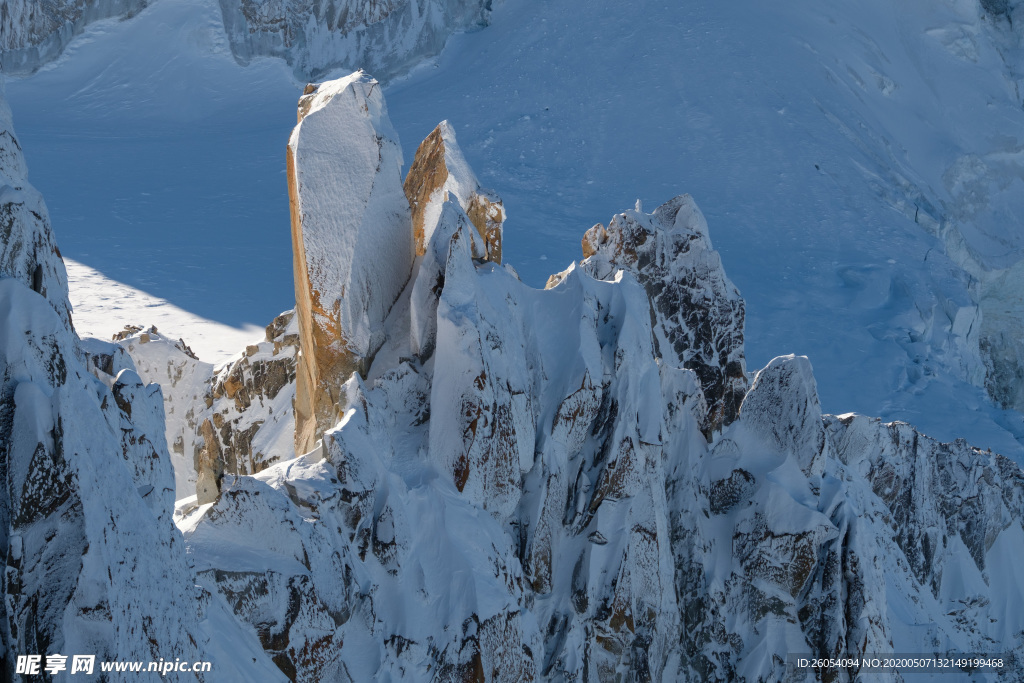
<box><xmin>288</xmin><ymin>73</ymin><xmax>413</xmax><ymax>455</ymax></box>
<box><xmin>404</xmin><ymin>120</ymin><xmax>504</xmax><ymax>264</ymax></box>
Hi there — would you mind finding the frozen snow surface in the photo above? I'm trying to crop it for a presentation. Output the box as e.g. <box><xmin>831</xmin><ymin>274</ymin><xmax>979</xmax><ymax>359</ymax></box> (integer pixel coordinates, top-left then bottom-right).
<box><xmin>66</xmin><ymin>258</ymin><xmax>263</xmax><ymax>364</ymax></box>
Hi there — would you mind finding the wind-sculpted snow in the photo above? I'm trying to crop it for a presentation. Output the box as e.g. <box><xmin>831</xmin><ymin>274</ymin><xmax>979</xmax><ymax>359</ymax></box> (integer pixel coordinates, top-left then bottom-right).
<box><xmin>184</xmin><ymin>198</ymin><xmax>689</xmax><ymax>678</ymax></box>
<box><xmin>219</xmin><ymin>0</ymin><xmax>491</xmax><ymax>80</ymax></box>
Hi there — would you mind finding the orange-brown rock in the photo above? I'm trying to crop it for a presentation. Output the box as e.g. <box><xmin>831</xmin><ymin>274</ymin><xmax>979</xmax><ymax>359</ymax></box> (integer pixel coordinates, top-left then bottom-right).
<box><xmin>287</xmin><ymin>73</ymin><xmax>414</xmax><ymax>454</ymax></box>
<box><xmin>404</xmin><ymin>120</ymin><xmax>504</xmax><ymax>263</ymax></box>
<box><xmin>196</xmin><ymin>418</ymin><xmax>223</xmax><ymax>505</ymax></box>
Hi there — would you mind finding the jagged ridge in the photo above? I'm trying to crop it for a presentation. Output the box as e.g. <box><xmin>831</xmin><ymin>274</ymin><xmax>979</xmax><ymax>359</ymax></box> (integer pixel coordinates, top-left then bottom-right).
<box><xmin>158</xmin><ymin>75</ymin><xmax>1024</xmax><ymax>681</ymax></box>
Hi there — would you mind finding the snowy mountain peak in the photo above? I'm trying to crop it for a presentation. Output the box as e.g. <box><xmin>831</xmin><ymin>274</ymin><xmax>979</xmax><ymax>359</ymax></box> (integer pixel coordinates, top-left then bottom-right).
<box><xmin>287</xmin><ymin>71</ymin><xmax>413</xmax><ymax>455</ymax></box>
<box><xmin>580</xmin><ymin>193</ymin><xmax>748</xmax><ymax>435</ymax></box>
<box><xmin>404</xmin><ymin>119</ymin><xmax>505</xmax><ymax>263</ymax></box>
<box><xmin>740</xmin><ymin>354</ymin><xmax>830</xmax><ymax>482</ymax></box>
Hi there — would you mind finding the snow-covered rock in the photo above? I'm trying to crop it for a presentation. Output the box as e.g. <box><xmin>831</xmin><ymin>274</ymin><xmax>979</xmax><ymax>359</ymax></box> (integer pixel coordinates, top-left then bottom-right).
<box><xmin>0</xmin><ymin>277</ymin><xmax>203</xmax><ymax>680</ymax></box>
<box><xmin>207</xmin><ymin>312</ymin><xmax>298</xmax><ymax>470</ymax></box>
<box><xmin>116</xmin><ymin>311</ymin><xmax>299</xmax><ymax>501</ymax></box>
<box><xmin>9</xmin><ymin>67</ymin><xmax>1023</xmax><ymax>681</ymax></box>
<box><xmin>739</xmin><ymin>354</ymin><xmax>830</xmax><ymax>484</ymax></box>
<box><xmin>288</xmin><ymin>73</ymin><xmax>413</xmax><ymax>455</ymax></box>
<box><xmin>826</xmin><ymin>412</ymin><xmax>1024</xmax><ymax>652</ymax></box>
<box><xmin>0</xmin><ymin>93</ymin><xmax>283</xmax><ymax>681</ymax></box>
<box><xmin>578</xmin><ymin>194</ymin><xmax>747</xmax><ymax>435</ymax></box>
<box><xmin>0</xmin><ymin>0</ymin><xmax>151</xmax><ymax>75</ymax></box>
<box><xmin>0</xmin><ymin>96</ymin><xmax>72</xmax><ymax>329</ymax></box>
<box><xmin>404</xmin><ymin>120</ymin><xmax>504</xmax><ymax>263</ymax></box>
<box><xmin>219</xmin><ymin>0</ymin><xmax>492</xmax><ymax>80</ymax></box>
<box><xmin>168</xmin><ymin>74</ymin><xmax>1024</xmax><ymax>681</ymax></box>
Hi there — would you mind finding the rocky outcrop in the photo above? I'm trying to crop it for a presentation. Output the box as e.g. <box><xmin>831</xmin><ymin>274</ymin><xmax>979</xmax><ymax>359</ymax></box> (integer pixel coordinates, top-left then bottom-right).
<box><xmin>0</xmin><ymin>96</ymin><xmax>72</xmax><ymax>329</ymax></box>
<box><xmin>219</xmin><ymin>0</ymin><xmax>492</xmax><ymax>81</ymax></box>
<box><xmin>0</xmin><ymin>0</ymin><xmax>150</xmax><ymax>75</ymax></box>
<box><xmin>577</xmin><ymin>195</ymin><xmax>748</xmax><ymax>434</ymax></box>
<box><xmin>288</xmin><ymin>73</ymin><xmax>413</xmax><ymax>455</ymax></box>
<box><xmin>404</xmin><ymin>120</ymin><xmax>504</xmax><ymax>263</ymax></box>
<box><xmin>1</xmin><ymin>94</ymin><xmax>217</xmax><ymax>680</ymax></box>
<box><xmin>117</xmin><ymin>311</ymin><xmax>299</xmax><ymax>502</ymax></box>
<box><xmin>197</xmin><ymin>310</ymin><xmax>299</xmax><ymax>500</ymax></box>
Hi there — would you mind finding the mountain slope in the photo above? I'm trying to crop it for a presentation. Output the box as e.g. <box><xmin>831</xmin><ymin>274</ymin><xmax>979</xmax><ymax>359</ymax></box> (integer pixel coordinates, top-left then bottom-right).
<box><xmin>0</xmin><ymin>91</ymin><xmax>285</xmax><ymax>682</ymax></box>
<box><xmin>0</xmin><ymin>0</ymin><xmax>490</xmax><ymax>79</ymax></box>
